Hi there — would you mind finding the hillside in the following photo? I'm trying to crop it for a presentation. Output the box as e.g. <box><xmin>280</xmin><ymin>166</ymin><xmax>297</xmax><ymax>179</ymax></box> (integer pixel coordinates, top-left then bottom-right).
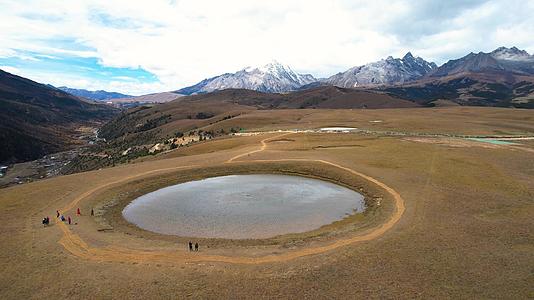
<box><xmin>382</xmin><ymin>76</ymin><xmax>534</xmax><ymax>108</ymax></box>
<box><xmin>0</xmin><ymin>70</ymin><xmax>118</xmax><ymax>163</ymax></box>
<box><xmin>94</xmin><ymin>86</ymin><xmax>415</xmax><ymax>151</ymax></box>
<box><xmin>63</xmin><ymin>86</ymin><xmax>415</xmax><ymax>172</ymax></box>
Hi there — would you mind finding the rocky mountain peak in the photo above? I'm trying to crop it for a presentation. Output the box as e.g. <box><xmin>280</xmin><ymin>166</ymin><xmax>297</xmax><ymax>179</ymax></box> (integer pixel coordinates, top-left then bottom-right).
<box><xmin>490</xmin><ymin>46</ymin><xmax>531</xmax><ymax>61</ymax></box>
<box><xmin>430</xmin><ymin>46</ymin><xmax>534</xmax><ymax>77</ymax></box>
<box><xmin>403</xmin><ymin>52</ymin><xmax>414</xmax><ymax>60</ymax></box>
<box><xmin>257</xmin><ymin>60</ymin><xmax>299</xmax><ymax>80</ymax></box>
<box><xmin>259</xmin><ymin>60</ymin><xmax>286</xmax><ymax>71</ymax></box>
<box><xmin>176</xmin><ymin>60</ymin><xmax>316</xmax><ymax>94</ymax></box>
<box><xmin>324</xmin><ymin>53</ymin><xmax>436</xmax><ymax>87</ymax></box>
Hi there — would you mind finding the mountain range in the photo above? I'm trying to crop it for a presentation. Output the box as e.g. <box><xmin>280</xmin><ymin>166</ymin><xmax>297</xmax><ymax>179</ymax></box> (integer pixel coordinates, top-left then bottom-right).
<box><xmin>383</xmin><ymin>47</ymin><xmax>534</xmax><ymax>107</ymax></box>
<box><xmin>176</xmin><ymin>47</ymin><xmax>533</xmax><ymax>93</ymax></box>
<box><xmin>109</xmin><ymin>92</ymin><xmax>184</xmax><ymax>108</ymax></box>
<box><xmin>57</xmin><ymin>86</ymin><xmax>132</xmax><ymax>101</ymax></box>
<box><xmin>174</xmin><ymin>53</ymin><xmax>438</xmax><ymax>95</ymax></box>
<box><xmin>56</xmin><ymin>46</ymin><xmax>534</xmax><ymax>108</ymax></box>
<box><xmin>430</xmin><ymin>46</ymin><xmax>534</xmax><ymax>78</ymax></box>
<box><xmin>325</xmin><ymin>52</ymin><xmax>437</xmax><ymax>87</ymax></box>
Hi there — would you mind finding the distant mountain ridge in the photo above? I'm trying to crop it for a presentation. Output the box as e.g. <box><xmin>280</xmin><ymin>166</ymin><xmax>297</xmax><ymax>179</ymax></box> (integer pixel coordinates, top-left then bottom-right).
<box><xmin>429</xmin><ymin>46</ymin><xmax>534</xmax><ymax>78</ymax></box>
<box><xmin>56</xmin><ymin>47</ymin><xmax>534</xmax><ymax>108</ymax></box>
<box><xmin>325</xmin><ymin>52</ymin><xmax>437</xmax><ymax>88</ymax></box>
<box><xmin>381</xmin><ymin>47</ymin><xmax>534</xmax><ymax>108</ymax></box>
<box><xmin>110</xmin><ymin>92</ymin><xmax>184</xmax><ymax>106</ymax></box>
<box><xmin>172</xmin><ymin>47</ymin><xmax>533</xmax><ymax>108</ymax></box>
<box><xmin>175</xmin><ymin>61</ymin><xmax>316</xmax><ymax>95</ymax></box>
<box><xmin>57</xmin><ymin>86</ymin><xmax>132</xmax><ymax>101</ymax></box>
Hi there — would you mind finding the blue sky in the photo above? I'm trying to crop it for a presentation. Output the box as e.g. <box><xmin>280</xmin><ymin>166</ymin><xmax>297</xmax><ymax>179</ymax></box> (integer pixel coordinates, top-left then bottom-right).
<box><xmin>1</xmin><ymin>0</ymin><xmax>533</xmax><ymax>95</ymax></box>
<box><xmin>0</xmin><ymin>49</ymin><xmax>158</xmax><ymax>86</ymax></box>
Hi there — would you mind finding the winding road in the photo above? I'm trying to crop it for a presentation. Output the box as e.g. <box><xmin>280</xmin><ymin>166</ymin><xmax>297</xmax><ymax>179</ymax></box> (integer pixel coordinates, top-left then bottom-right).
<box><xmin>56</xmin><ymin>133</ymin><xmax>405</xmax><ymax>264</ymax></box>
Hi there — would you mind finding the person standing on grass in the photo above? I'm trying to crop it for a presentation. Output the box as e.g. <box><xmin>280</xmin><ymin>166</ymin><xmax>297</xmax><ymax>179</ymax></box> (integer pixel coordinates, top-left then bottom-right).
<box><xmin>189</xmin><ymin>241</ymin><xmax>193</xmax><ymax>251</ymax></box>
<box><xmin>91</xmin><ymin>208</ymin><xmax>94</xmax><ymax>216</ymax></box>
<box><xmin>56</xmin><ymin>210</ymin><xmax>60</xmax><ymax>218</ymax></box>
<box><xmin>195</xmin><ymin>242</ymin><xmax>199</xmax><ymax>252</ymax></box>
<box><xmin>68</xmin><ymin>216</ymin><xmax>71</xmax><ymax>225</ymax></box>
<box><xmin>77</xmin><ymin>208</ymin><xmax>81</xmax><ymax>215</ymax></box>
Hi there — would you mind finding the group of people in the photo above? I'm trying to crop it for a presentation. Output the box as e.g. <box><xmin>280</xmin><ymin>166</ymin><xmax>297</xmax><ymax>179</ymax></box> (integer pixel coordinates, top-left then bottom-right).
<box><xmin>45</xmin><ymin>208</ymin><xmax>86</xmax><ymax>227</ymax></box>
<box><xmin>56</xmin><ymin>210</ymin><xmax>70</xmax><ymax>223</ymax></box>
<box><xmin>44</xmin><ymin>209</ymin><xmax>203</xmax><ymax>254</ymax></box>
<box><xmin>55</xmin><ymin>211</ymin><xmax>71</xmax><ymax>224</ymax></box>
<box><xmin>188</xmin><ymin>241</ymin><xmax>200</xmax><ymax>252</ymax></box>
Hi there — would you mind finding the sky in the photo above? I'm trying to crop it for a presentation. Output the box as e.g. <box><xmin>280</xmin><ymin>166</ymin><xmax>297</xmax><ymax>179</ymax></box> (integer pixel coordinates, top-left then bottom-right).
<box><xmin>1</xmin><ymin>0</ymin><xmax>533</xmax><ymax>96</ymax></box>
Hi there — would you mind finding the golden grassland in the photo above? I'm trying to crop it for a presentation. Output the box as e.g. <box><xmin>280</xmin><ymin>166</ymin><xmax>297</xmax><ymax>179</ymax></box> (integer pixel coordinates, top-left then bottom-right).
<box><xmin>197</xmin><ymin>106</ymin><xmax>534</xmax><ymax>136</ymax></box>
<box><xmin>0</xmin><ymin>107</ymin><xmax>533</xmax><ymax>299</ymax></box>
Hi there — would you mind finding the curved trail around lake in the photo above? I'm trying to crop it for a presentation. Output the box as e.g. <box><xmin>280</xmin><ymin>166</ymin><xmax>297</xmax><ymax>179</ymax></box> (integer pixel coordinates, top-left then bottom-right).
<box><xmin>56</xmin><ymin>133</ymin><xmax>405</xmax><ymax>264</ymax></box>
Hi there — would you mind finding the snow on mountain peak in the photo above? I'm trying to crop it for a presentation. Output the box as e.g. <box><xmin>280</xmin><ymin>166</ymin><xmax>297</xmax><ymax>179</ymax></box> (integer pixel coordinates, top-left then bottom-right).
<box><xmin>177</xmin><ymin>60</ymin><xmax>316</xmax><ymax>94</ymax></box>
<box><xmin>491</xmin><ymin>46</ymin><xmax>532</xmax><ymax>61</ymax></box>
<box><xmin>257</xmin><ymin>60</ymin><xmax>295</xmax><ymax>76</ymax></box>
<box><xmin>325</xmin><ymin>53</ymin><xmax>436</xmax><ymax>87</ymax></box>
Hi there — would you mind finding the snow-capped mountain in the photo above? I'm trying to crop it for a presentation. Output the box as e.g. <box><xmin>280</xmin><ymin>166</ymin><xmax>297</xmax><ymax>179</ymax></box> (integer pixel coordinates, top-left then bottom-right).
<box><xmin>325</xmin><ymin>53</ymin><xmax>437</xmax><ymax>87</ymax></box>
<box><xmin>430</xmin><ymin>46</ymin><xmax>534</xmax><ymax>77</ymax></box>
<box><xmin>490</xmin><ymin>46</ymin><xmax>532</xmax><ymax>61</ymax></box>
<box><xmin>176</xmin><ymin>61</ymin><xmax>316</xmax><ymax>94</ymax></box>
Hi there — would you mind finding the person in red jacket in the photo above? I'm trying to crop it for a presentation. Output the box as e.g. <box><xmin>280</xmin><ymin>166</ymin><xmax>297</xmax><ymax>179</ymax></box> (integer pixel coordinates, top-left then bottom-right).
<box><xmin>77</xmin><ymin>208</ymin><xmax>81</xmax><ymax>215</ymax></box>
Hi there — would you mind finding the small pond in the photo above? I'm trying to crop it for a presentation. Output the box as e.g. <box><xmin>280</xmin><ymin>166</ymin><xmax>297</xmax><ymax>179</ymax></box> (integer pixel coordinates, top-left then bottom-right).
<box><xmin>122</xmin><ymin>174</ymin><xmax>365</xmax><ymax>239</ymax></box>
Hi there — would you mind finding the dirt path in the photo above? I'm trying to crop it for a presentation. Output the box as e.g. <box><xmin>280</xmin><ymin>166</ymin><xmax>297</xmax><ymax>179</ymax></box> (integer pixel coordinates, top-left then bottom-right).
<box><xmin>226</xmin><ymin>132</ymin><xmax>294</xmax><ymax>162</ymax></box>
<box><xmin>56</xmin><ymin>133</ymin><xmax>405</xmax><ymax>264</ymax></box>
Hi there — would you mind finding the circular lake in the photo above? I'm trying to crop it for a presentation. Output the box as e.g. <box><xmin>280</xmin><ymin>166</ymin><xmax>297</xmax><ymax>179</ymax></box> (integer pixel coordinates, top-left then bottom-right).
<box><xmin>122</xmin><ymin>174</ymin><xmax>365</xmax><ymax>239</ymax></box>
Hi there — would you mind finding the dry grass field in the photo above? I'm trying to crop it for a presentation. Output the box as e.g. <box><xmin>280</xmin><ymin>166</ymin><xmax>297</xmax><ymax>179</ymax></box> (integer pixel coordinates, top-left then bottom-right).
<box><xmin>0</xmin><ymin>107</ymin><xmax>533</xmax><ymax>299</ymax></box>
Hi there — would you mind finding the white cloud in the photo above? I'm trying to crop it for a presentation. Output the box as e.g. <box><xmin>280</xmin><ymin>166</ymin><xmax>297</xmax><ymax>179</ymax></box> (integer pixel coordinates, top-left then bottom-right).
<box><xmin>1</xmin><ymin>0</ymin><xmax>533</xmax><ymax>95</ymax></box>
<box><xmin>0</xmin><ymin>66</ymin><xmax>20</xmax><ymax>74</ymax></box>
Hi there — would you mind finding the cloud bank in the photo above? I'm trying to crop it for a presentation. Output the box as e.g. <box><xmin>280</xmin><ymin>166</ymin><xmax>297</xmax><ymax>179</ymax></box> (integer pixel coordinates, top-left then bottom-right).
<box><xmin>0</xmin><ymin>0</ymin><xmax>533</xmax><ymax>95</ymax></box>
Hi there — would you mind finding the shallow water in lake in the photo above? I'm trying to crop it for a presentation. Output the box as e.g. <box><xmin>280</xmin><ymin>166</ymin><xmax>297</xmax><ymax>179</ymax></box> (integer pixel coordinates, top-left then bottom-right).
<box><xmin>466</xmin><ymin>138</ymin><xmax>518</xmax><ymax>145</ymax></box>
<box><xmin>123</xmin><ymin>174</ymin><xmax>365</xmax><ymax>239</ymax></box>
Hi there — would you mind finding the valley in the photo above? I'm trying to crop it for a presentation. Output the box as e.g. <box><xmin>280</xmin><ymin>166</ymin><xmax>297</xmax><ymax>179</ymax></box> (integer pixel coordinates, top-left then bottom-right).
<box><xmin>0</xmin><ymin>70</ymin><xmax>118</xmax><ymax>165</ymax></box>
